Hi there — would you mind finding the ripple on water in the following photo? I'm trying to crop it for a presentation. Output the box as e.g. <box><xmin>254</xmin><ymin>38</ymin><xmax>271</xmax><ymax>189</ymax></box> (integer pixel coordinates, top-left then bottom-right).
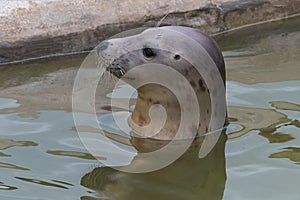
<box><xmin>0</xmin><ymin>114</ymin><xmax>51</xmax><ymax>136</ymax></box>
<box><xmin>0</xmin><ymin>98</ymin><xmax>20</xmax><ymax>110</ymax></box>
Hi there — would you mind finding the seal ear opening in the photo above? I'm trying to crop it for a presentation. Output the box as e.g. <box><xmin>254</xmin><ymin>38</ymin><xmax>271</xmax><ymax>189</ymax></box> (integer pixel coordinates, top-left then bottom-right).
<box><xmin>174</xmin><ymin>54</ymin><xmax>181</xmax><ymax>60</ymax></box>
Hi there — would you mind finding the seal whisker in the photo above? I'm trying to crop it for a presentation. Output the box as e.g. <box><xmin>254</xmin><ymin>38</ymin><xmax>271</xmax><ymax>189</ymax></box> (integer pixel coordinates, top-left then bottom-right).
<box><xmin>120</xmin><ymin>68</ymin><xmax>125</xmax><ymax>76</ymax></box>
<box><xmin>110</xmin><ymin>69</ymin><xmax>118</xmax><ymax>83</ymax></box>
<box><xmin>100</xmin><ymin>70</ymin><xmax>108</xmax><ymax>89</ymax></box>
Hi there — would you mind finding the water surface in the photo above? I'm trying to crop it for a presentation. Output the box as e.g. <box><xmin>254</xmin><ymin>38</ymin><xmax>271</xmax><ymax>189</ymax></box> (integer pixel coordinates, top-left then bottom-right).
<box><xmin>0</xmin><ymin>16</ymin><xmax>300</xmax><ymax>199</ymax></box>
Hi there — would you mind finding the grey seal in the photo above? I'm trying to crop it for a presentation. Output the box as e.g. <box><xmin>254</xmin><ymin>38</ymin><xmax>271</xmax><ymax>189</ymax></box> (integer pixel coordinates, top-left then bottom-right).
<box><xmin>97</xmin><ymin>26</ymin><xmax>227</xmax><ymax>140</ymax></box>
<box><xmin>85</xmin><ymin>26</ymin><xmax>228</xmax><ymax>199</ymax></box>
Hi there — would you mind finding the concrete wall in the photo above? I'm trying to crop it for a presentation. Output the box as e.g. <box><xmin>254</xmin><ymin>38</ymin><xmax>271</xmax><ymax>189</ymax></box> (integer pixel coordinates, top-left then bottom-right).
<box><xmin>0</xmin><ymin>0</ymin><xmax>299</xmax><ymax>64</ymax></box>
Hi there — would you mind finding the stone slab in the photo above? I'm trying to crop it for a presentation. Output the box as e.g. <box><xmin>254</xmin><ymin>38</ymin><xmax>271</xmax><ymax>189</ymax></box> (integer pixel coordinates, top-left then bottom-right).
<box><xmin>0</xmin><ymin>0</ymin><xmax>299</xmax><ymax>64</ymax></box>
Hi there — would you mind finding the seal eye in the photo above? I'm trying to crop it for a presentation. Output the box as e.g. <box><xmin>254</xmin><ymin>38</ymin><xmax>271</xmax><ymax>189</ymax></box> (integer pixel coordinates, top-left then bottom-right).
<box><xmin>174</xmin><ymin>54</ymin><xmax>181</xmax><ymax>60</ymax></box>
<box><xmin>143</xmin><ymin>48</ymin><xmax>155</xmax><ymax>59</ymax></box>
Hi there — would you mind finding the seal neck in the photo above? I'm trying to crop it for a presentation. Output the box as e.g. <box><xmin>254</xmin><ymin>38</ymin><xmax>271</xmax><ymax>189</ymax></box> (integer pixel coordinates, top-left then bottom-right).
<box><xmin>128</xmin><ymin>84</ymin><xmax>188</xmax><ymax>140</ymax></box>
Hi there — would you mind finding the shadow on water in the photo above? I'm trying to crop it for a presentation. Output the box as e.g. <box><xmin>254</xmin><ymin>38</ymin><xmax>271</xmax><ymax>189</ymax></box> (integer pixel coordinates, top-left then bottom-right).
<box><xmin>81</xmin><ymin>131</ymin><xmax>227</xmax><ymax>200</ymax></box>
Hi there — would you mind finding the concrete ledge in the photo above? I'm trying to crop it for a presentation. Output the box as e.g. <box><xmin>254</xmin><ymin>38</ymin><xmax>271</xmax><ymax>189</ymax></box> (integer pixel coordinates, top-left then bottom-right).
<box><xmin>0</xmin><ymin>0</ymin><xmax>299</xmax><ymax>64</ymax></box>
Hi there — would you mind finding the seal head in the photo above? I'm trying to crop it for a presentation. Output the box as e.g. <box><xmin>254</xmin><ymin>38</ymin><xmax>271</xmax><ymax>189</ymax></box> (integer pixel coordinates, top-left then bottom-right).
<box><xmin>97</xmin><ymin>26</ymin><xmax>227</xmax><ymax>140</ymax></box>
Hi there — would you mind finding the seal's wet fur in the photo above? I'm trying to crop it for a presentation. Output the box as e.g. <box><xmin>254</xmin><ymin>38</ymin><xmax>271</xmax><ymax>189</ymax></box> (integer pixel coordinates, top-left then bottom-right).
<box><xmin>97</xmin><ymin>26</ymin><xmax>227</xmax><ymax>140</ymax></box>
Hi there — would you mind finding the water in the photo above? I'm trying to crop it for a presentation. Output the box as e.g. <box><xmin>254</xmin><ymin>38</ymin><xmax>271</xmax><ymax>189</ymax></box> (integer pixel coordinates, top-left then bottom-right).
<box><xmin>217</xmin><ymin>16</ymin><xmax>300</xmax><ymax>200</ymax></box>
<box><xmin>0</xmin><ymin>16</ymin><xmax>300</xmax><ymax>199</ymax></box>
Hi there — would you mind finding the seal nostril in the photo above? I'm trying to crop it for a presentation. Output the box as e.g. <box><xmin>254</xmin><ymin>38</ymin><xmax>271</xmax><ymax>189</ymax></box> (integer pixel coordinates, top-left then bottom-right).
<box><xmin>98</xmin><ymin>41</ymin><xmax>110</xmax><ymax>51</ymax></box>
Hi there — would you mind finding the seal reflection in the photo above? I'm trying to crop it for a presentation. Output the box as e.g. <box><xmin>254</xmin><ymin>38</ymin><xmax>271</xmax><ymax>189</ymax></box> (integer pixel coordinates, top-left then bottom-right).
<box><xmin>81</xmin><ymin>131</ymin><xmax>227</xmax><ymax>200</ymax></box>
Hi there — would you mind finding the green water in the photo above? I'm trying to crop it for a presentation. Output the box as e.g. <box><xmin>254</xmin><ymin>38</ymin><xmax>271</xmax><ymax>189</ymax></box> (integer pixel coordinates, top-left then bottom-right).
<box><xmin>0</xmin><ymin>16</ymin><xmax>300</xmax><ymax>199</ymax></box>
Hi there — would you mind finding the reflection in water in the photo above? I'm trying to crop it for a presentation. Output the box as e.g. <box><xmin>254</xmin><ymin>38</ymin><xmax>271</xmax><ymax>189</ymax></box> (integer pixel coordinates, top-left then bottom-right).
<box><xmin>15</xmin><ymin>177</ymin><xmax>70</xmax><ymax>189</ymax></box>
<box><xmin>216</xmin><ymin>16</ymin><xmax>300</xmax><ymax>84</ymax></box>
<box><xmin>0</xmin><ymin>182</ymin><xmax>17</xmax><ymax>191</ymax></box>
<box><xmin>0</xmin><ymin>162</ymin><xmax>29</xmax><ymax>170</ymax></box>
<box><xmin>0</xmin><ymin>55</ymin><xmax>85</xmax><ymax>117</ymax></box>
<box><xmin>271</xmin><ymin>101</ymin><xmax>300</xmax><ymax>112</ymax></box>
<box><xmin>259</xmin><ymin>132</ymin><xmax>295</xmax><ymax>143</ymax></box>
<box><xmin>291</xmin><ymin>120</ymin><xmax>300</xmax><ymax>128</ymax></box>
<box><xmin>269</xmin><ymin>147</ymin><xmax>300</xmax><ymax>163</ymax></box>
<box><xmin>81</xmin><ymin>132</ymin><xmax>227</xmax><ymax>200</ymax></box>
<box><xmin>0</xmin><ymin>139</ymin><xmax>37</xmax><ymax>150</ymax></box>
<box><xmin>47</xmin><ymin>150</ymin><xmax>106</xmax><ymax>160</ymax></box>
<box><xmin>0</xmin><ymin>152</ymin><xmax>10</xmax><ymax>157</ymax></box>
<box><xmin>227</xmin><ymin>106</ymin><xmax>289</xmax><ymax>138</ymax></box>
